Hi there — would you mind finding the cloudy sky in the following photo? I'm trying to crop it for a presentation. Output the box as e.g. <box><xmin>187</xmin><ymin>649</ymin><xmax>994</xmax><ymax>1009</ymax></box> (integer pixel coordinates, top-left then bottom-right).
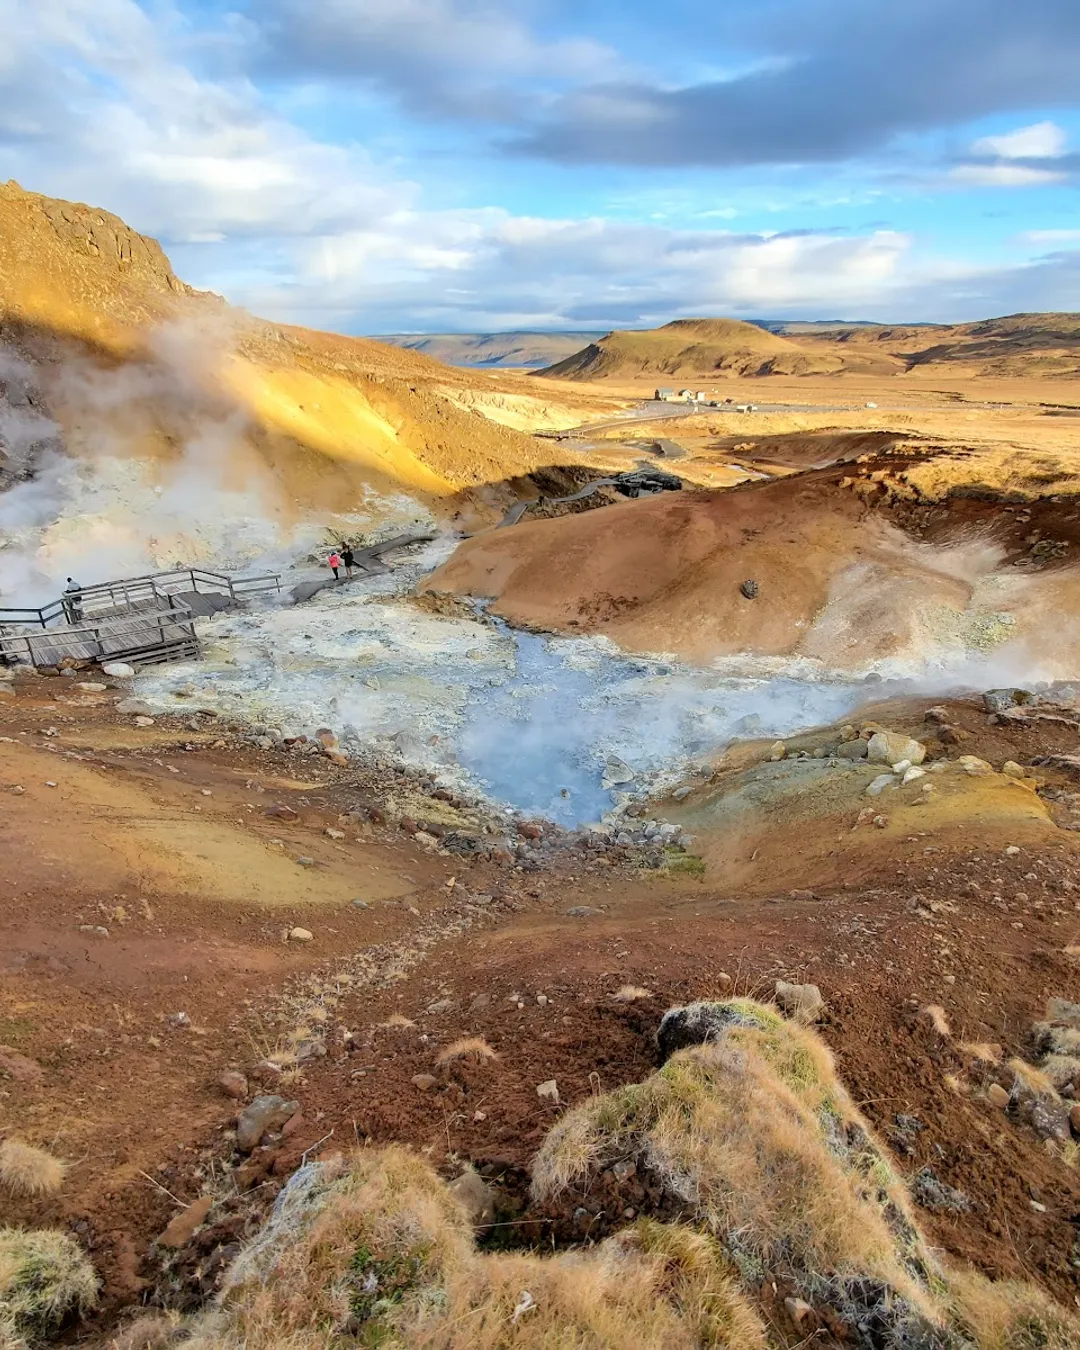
<box><xmin>2</xmin><ymin>0</ymin><xmax>1080</xmax><ymax>332</ymax></box>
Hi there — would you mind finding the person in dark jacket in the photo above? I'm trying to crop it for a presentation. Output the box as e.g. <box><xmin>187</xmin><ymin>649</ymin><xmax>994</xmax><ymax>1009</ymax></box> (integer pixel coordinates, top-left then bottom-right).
<box><xmin>341</xmin><ymin>543</ymin><xmax>356</xmax><ymax>578</ymax></box>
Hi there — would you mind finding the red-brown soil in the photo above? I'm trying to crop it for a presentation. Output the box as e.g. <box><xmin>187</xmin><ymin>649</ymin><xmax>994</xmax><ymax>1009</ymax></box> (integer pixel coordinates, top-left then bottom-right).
<box><xmin>3</xmin><ymin>673</ymin><xmax>1080</xmax><ymax>1340</ymax></box>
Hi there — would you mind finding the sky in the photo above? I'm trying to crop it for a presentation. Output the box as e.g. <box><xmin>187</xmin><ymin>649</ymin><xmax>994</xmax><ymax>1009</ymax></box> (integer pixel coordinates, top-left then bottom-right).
<box><xmin>1</xmin><ymin>0</ymin><xmax>1079</xmax><ymax>332</ymax></box>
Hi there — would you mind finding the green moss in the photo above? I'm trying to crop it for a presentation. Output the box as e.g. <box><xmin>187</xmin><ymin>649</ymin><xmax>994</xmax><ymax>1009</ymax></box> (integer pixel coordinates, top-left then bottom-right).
<box><xmin>348</xmin><ymin>1241</ymin><xmax>433</xmax><ymax>1331</ymax></box>
<box><xmin>655</xmin><ymin>849</ymin><xmax>706</xmax><ymax>879</ymax></box>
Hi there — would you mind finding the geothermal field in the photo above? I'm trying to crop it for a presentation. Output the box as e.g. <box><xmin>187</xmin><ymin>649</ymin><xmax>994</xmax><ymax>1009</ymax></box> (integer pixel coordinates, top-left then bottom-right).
<box><xmin>4</xmin><ymin>181</ymin><xmax>1080</xmax><ymax>1350</ymax></box>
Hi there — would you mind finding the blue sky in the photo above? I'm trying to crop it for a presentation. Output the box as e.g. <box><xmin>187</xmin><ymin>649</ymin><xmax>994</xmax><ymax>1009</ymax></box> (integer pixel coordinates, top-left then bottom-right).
<box><xmin>1</xmin><ymin>0</ymin><xmax>1079</xmax><ymax>332</ymax></box>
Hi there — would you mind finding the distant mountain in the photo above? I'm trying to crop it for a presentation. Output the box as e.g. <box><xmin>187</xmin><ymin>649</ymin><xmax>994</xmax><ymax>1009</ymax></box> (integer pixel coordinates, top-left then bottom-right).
<box><xmin>377</xmin><ymin>331</ymin><xmax>606</xmax><ymax>369</ymax></box>
<box><xmin>539</xmin><ymin>318</ymin><xmax>850</xmax><ymax>380</ymax></box>
<box><xmin>537</xmin><ymin>313</ymin><xmax>1080</xmax><ymax>381</ymax></box>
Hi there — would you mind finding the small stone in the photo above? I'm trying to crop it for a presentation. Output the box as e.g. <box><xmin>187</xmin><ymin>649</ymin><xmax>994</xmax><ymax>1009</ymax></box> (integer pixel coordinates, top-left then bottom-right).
<box><xmin>1004</xmin><ymin>845</ymin><xmax>1021</xmax><ymax>856</ymax></box>
<box><xmin>902</xmin><ymin>766</ymin><xmax>926</xmax><ymax>785</ymax></box>
<box><xmin>775</xmin><ymin>980</ymin><xmax>824</xmax><ymax>1025</ymax></box>
<box><xmin>411</xmin><ymin>1073</ymin><xmax>437</xmax><ymax>1092</ymax></box>
<box><xmin>295</xmin><ymin>856</ymin><xmax>316</xmax><ymax>868</ymax></box>
<box><xmin>836</xmin><ymin>739</ymin><xmax>869</xmax><ymax>760</ymax></box>
<box><xmin>288</xmin><ymin>927</ymin><xmax>314</xmax><ymax>942</ymax></box>
<box><xmin>566</xmin><ymin>906</ymin><xmax>602</xmax><ymax>917</ymax></box>
<box><xmin>1069</xmin><ymin>1103</ymin><xmax>1080</xmax><ymax>1135</ymax></box>
<box><xmin>987</xmin><ymin>1083</ymin><xmax>1010</xmax><ymax>1110</ymax></box>
<box><xmin>236</xmin><ymin>1095</ymin><xmax>299</xmax><ymax>1151</ymax></box>
<box><xmin>536</xmin><ymin>1079</ymin><xmax>559</xmax><ymax>1103</ymax></box>
<box><xmin>102</xmin><ymin>662</ymin><xmax>136</xmax><ymax>678</ymax></box>
<box><xmin>157</xmin><ymin>1195</ymin><xmax>213</xmax><ymax>1248</ymax></box>
<box><xmin>325</xmin><ymin>827</ymin><xmax>345</xmax><ymax>840</ymax></box>
<box><xmin>923</xmin><ymin>706</ymin><xmax>949</xmax><ymax>724</ymax></box>
<box><xmin>351</xmin><ymin>898</ymin><xmax>370</xmax><ymax>909</ymax></box>
<box><xmin>200</xmin><ymin>789</ymin><xmax>212</xmax><ymax>797</ymax></box>
<box><xmin>265</xmin><ymin>804</ymin><xmax>299</xmax><ymax>820</ymax></box>
<box><xmin>958</xmin><ymin>755</ymin><xmax>994</xmax><ymax>776</ymax></box>
<box><xmin>866</xmin><ymin>774</ymin><xmax>896</xmax><ymax>797</ymax></box>
<box><xmin>116</xmin><ymin>698</ymin><xmax>153</xmax><ymax>715</ymax></box>
<box><xmin>76</xmin><ymin>682</ymin><xmax>107</xmax><ymax>692</ymax></box>
<box><xmin>218</xmin><ymin>1070</ymin><xmax>248</xmax><ymax>1099</ymax></box>
<box><xmin>1002</xmin><ymin>761</ymin><xmax>1026</xmax><ymax>780</ymax></box>
<box><xmin>785</xmin><ymin>1298</ymin><xmax>813</xmax><ymax>1327</ymax></box>
<box><xmin>768</xmin><ymin>741</ymin><xmax>786</xmax><ymax>762</ymax></box>
<box><xmin>1030</xmin><ymin>1200</ymin><xmax>1047</xmax><ymax>1213</ymax></box>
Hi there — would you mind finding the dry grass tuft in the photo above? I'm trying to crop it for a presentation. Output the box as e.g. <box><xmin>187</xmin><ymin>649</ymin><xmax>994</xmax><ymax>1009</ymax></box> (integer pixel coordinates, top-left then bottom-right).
<box><xmin>106</xmin><ymin>1311</ymin><xmax>187</xmax><ymax>1350</ymax></box>
<box><xmin>379</xmin><ymin>1013</ymin><xmax>416</xmax><ymax>1029</ymax></box>
<box><xmin>178</xmin><ymin>1148</ymin><xmax>767</xmax><ymax>1350</ymax></box>
<box><xmin>960</xmin><ymin>1041</ymin><xmax>1002</xmax><ymax>1065</ymax></box>
<box><xmin>0</xmin><ymin>1227</ymin><xmax>98</xmax><ymax>1344</ymax></box>
<box><xmin>920</xmin><ymin>1004</ymin><xmax>952</xmax><ymax>1037</ymax></box>
<box><xmin>1007</xmin><ymin>1057</ymin><xmax>1059</xmax><ymax>1101</ymax></box>
<box><xmin>948</xmin><ymin>1268</ymin><xmax>1080</xmax><ymax>1348</ymax></box>
<box><xmin>0</xmin><ymin>1141</ymin><xmax>66</xmax><ymax>1199</ymax></box>
<box><xmin>436</xmin><ymin>1037</ymin><xmax>498</xmax><ymax>1066</ymax></box>
<box><xmin>611</xmin><ymin>985</ymin><xmax>652</xmax><ymax>1003</ymax></box>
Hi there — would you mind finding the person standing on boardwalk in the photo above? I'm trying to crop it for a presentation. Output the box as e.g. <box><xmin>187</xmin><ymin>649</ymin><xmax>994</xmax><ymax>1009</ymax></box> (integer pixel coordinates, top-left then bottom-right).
<box><xmin>328</xmin><ymin>550</ymin><xmax>342</xmax><ymax>580</ymax></box>
<box><xmin>63</xmin><ymin>577</ymin><xmax>83</xmax><ymax>622</ymax></box>
<box><xmin>341</xmin><ymin>543</ymin><xmax>355</xmax><ymax>578</ymax></box>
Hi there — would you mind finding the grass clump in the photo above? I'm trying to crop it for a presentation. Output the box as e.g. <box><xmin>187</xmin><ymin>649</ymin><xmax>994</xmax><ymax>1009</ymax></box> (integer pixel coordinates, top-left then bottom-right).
<box><xmin>0</xmin><ymin>1227</ymin><xmax>98</xmax><ymax>1346</ymax></box>
<box><xmin>949</xmin><ymin>1270</ymin><xmax>1080</xmax><ymax>1349</ymax></box>
<box><xmin>178</xmin><ymin>1147</ymin><xmax>767</xmax><ymax>1349</ymax></box>
<box><xmin>0</xmin><ymin>1142</ymin><xmax>66</xmax><ymax>1199</ymax></box>
<box><xmin>436</xmin><ymin>1038</ymin><xmax>497</xmax><ymax>1066</ymax></box>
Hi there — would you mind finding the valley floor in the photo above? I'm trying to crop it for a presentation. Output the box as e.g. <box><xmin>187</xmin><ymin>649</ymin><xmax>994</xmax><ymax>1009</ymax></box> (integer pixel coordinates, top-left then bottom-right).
<box><xmin>3</xmin><ymin>672</ymin><xmax>1080</xmax><ymax>1337</ymax></box>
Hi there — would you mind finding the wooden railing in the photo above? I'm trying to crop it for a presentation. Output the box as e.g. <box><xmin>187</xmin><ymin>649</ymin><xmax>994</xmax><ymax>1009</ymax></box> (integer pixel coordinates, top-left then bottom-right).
<box><xmin>0</xmin><ymin>566</ymin><xmax>281</xmax><ymax>631</ymax></box>
<box><xmin>0</xmin><ymin>593</ymin><xmax>198</xmax><ymax>667</ymax></box>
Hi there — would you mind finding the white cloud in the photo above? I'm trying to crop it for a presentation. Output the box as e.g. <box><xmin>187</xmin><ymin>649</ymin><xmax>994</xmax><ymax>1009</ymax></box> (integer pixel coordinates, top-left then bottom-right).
<box><xmin>1016</xmin><ymin>228</ymin><xmax>1080</xmax><ymax>245</ymax></box>
<box><xmin>972</xmin><ymin>120</ymin><xmax>1068</xmax><ymax>159</ymax></box>
<box><xmin>949</xmin><ymin>163</ymin><xmax>1067</xmax><ymax>188</ymax></box>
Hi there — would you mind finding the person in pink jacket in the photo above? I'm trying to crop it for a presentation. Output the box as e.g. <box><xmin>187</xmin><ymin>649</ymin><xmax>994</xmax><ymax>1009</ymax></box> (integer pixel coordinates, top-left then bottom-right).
<box><xmin>328</xmin><ymin>550</ymin><xmax>342</xmax><ymax>580</ymax></box>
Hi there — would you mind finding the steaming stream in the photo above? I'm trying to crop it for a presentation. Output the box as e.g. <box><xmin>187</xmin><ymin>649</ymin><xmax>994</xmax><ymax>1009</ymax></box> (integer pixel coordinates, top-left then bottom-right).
<box><xmin>137</xmin><ymin>546</ymin><xmax>959</xmax><ymax>827</ymax></box>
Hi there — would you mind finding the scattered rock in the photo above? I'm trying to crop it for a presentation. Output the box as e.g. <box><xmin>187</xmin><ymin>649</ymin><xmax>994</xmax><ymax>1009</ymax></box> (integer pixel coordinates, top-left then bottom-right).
<box><xmin>1002</xmin><ymin>761</ymin><xmax>1026</xmax><ymax>779</ymax></box>
<box><xmin>157</xmin><ymin>1195</ymin><xmax>214</xmax><ymax>1248</ymax></box>
<box><xmin>566</xmin><ymin>906</ymin><xmax>602</xmax><ymax>918</ymax></box>
<box><xmin>784</xmin><ymin>1298</ymin><xmax>813</xmax><ymax>1327</ymax></box>
<box><xmin>411</xmin><ymin>1074</ymin><xmax>437</xmax><ymax>1092</ymax></box>
<box><xmin>987</xmin><ymin>1083</ymin><xmax>1010</xmax><ymax>1110</ymax></box>
<box><xmin>983</xmin><ymin>688</ymin><xmax>1032</xmax><ymax>713</ymax></box>
<box><xmin>901</xmin><ymin>766</ymin><xmax>926</xmax><ymax>785</ymax></box>
<box><xmin>288</xmin><ymin>927</ymin><xmax>314</xmax><ymax>943</ymax></box>
<box><xmin>265</xmin><ymin>804</ymin><xmax>299</xmax><ymax>820</ymax></box>
<box><xmin>602</xmin><ymin>757</ymin><xmax>635</xmax><ymax>787</ymax></box>
<box><xmin>448</xmin><ymin>1170</ymin><xmax>497</xmax><ymax>1228</ymax></box>
<box><xmin>958</xmin><ymin>756</ymin><xmax>994</xmax><ymax>777</ymax></box>
<box><xmin>866</xmin><ymin>774</ymin><xmax>896</xmax><ymax>797</ymax></box>
<box><xmin>102</xmin><ymin>662</ymin><xmax>135</xmax><ymax>678</ymax></box>
<box><xmin>236</xmin><ymin>1095</ymin><xmax>300</xmax><ymax>1152</ymax></box>
<box><xmin>739</xmin><ymin>579</ymin><xmax>760</xmax><ymax>599</ymax></box>
<box><xmin>134</xmin><ymin>716</ymin><xmax>155</xmax><ymax>728</ymax></box>
<box><xmin>923</xmin><ymin>706</ymin><xmax>949</xmax><ymax>724</ymax></box>
<box><xmin>867</xmin><ymin>732</ymin><xmax>926</xmax><ymax>766</ymax></box>
<box><xmin>775</xmin><ymin>980</ymin><xmax>824</xmax><ymax>1025</ymax></box>
<box><xmin>115</xmin><ymin>698</ymin><xmax>153</xmax><ymax>715</ymax></box>
<box><xmin>836</xmin><ymin>739</ymin><xmax>869</xmax><ymax>760</ymax></box>
<box><xmin>768</xmin><ymin>741</ymin><xmax>786</xmax><ymax>761</ymax></box>
<box><xmin>218</xmin><ymin>1071</ymin><xmax>248</xmax><ymax>1100</ymax></box>
<box><xmin>1070</xmin><ymin>1103</ymin><xmax>1080</xmax><ymax>1136</ymax></box>
<box><xmin>324</xmin><ymin>827</ymin><xmax>345</xmax><ymax>840</ymax></box>
<box><xmin>536</xmin><ymin>1079</ymin><xmax>560</xmax><ymax>1104</ymax></box>
<box><xmin>76</xmin><ymin>682</ymin><xmax>107</xmax><ymax>692</ymax></box>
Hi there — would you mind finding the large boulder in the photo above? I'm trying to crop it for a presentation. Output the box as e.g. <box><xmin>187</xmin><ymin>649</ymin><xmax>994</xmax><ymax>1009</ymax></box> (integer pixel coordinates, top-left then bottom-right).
<box><xmin>236</xmin><ymin>1095</ymin><xmax>299</xmax><ymax>1152</ymax></box>
<box><xmin>657</xmin><ymin>1000</ymin><xmax>772</xmax><ymax>1062</ymax></box>
<box><xmin>867</xmin><ymin>732</ymin><xmax>926</xmax><ymax>766</ymax></box>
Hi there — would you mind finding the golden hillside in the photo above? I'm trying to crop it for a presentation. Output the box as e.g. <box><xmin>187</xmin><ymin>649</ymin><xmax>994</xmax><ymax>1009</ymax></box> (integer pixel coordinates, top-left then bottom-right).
<box><xmin>541</xmin><ymin>317</ymin><xmax>850</xmax><ymax>381</ymax></box>
<box><xmin>540</xmin><ymin>312</ymin><xmax>1080</xmax><ymax>383</ymax></box>
<box><xmin>0</xmin><ymin>182</ymin><xmax>610</xmax><ymax>515</ymax></box>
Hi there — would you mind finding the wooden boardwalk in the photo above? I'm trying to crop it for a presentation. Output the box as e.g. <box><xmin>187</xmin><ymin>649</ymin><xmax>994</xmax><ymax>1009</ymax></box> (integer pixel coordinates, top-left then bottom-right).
<box><xmin>0</xmin><ymin>566</ymin><xmax>280</xmax><ymax>670</ymax></box>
